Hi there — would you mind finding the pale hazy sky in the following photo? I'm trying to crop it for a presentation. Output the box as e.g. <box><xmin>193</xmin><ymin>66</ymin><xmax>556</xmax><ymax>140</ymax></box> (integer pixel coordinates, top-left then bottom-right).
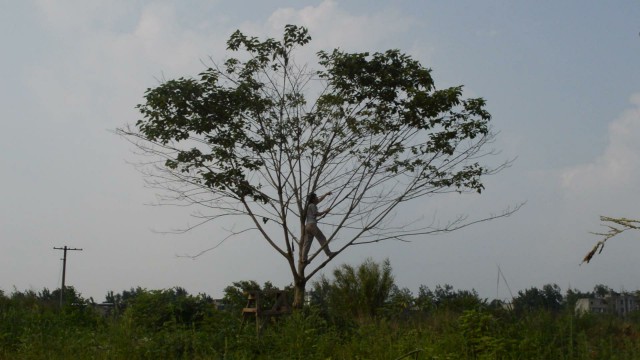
<box><xmin>1</xmin><ymin>0</ymin><xmax>639</xmax><ymax>301</ymax></box>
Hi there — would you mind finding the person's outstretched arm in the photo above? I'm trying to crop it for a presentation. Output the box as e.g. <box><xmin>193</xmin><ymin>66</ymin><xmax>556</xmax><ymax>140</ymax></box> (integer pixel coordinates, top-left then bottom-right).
<box><xmin>317</xmin><ymin>192</ymin><xmax>332</xmax><ymax>217</ymax></box>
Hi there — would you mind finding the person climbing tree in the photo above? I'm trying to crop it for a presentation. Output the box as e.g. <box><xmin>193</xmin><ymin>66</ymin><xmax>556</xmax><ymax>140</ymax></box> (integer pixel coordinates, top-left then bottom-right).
<box><xmin>303</xmin><ymin>192</ymin><xmax>335</xmax><ymax>264</ymax></box>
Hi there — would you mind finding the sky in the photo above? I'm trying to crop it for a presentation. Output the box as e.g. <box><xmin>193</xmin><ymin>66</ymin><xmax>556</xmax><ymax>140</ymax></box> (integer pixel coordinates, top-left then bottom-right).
<box><xmin>1</xmin><ymin>0</ymin><xmax>639</xmax><ymax>302</ymax></box>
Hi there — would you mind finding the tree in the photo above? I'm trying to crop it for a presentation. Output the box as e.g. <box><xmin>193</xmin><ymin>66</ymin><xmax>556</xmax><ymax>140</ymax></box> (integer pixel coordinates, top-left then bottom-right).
<box><xmin>386</xmin><ymin>286</ymin><xmax>416</xmax><ymax>318</ymax></box>
<box><xmin>418</xmin><ymin>284</ymin><xmax>486</xmax><ymax>312</ymax></box>
<box><xmin>512</xmin><ymin>284</ymin><xmax>563</xmax><ymax>314</ymax></box>
<box><xmin>119</xmin><ymin>25</ymin><xmax>517</xmax><ymax>307</ymax></box>
<box><xmin>582</xmin><ymin>216</ymin><xmax>640</xmax><ymax>264</ymax></box>
<box><xmin>565</xmin><ymin>287</ymin><xmax>590</xmax><ymax>308</ymax></box>
<box><xmin>593</xmin><ymin>284</ymin><xmax>614</xmax><ymax>298</ymax></box>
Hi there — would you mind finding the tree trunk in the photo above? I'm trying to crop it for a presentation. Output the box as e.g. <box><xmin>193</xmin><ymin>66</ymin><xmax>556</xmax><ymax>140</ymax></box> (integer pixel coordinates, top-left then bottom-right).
<box><xmin>292</xmin><ymin>224</ymin><xmax>307</xmax><ymax>309</ymax></box>
<box><xmin>292</xmin><ymin>278</ymin><xmax>306</xmax><ymax>309</ymax></box>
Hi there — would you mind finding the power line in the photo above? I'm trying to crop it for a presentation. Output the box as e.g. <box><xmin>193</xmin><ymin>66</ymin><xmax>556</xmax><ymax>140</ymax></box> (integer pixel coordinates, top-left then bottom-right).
<box><xmin>53</xmin><ymin>246</ymin><xmax>83</xmax><ymax>307</ymax></box>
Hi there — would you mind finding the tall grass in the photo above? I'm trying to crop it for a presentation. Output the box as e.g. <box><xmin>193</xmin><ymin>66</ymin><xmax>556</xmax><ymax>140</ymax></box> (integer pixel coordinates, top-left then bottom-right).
<box><xmin>2</xmin><ymin>288</ymin><xmax>640</xmax><ymax>359</ymax></box>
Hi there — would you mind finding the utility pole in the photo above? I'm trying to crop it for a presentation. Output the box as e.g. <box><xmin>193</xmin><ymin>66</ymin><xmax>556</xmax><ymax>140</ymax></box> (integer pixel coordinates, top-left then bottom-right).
<box><xmin>53</xmin><ymin>246</ymin><xmax>83</xmax><ymax>307</ymax></box>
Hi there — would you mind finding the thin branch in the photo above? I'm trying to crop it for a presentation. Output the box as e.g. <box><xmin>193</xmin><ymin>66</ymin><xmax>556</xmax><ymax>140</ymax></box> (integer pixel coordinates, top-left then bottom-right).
<box><xmin>582</xmin><ymin>216</ymin><xmax>640</xmax><ymax>264</ymax></box>
<box><xmin>176</xmin><ymin>227</ymin><xmax>256</xmax><ymax>259</ymax></box>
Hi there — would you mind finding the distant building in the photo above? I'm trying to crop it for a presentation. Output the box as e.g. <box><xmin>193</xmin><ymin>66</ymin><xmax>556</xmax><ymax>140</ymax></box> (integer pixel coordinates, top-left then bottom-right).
<box><xmin>575</xmin><ymin>293</ymin><xmax>639</xmax><ymax>317</ymax></box>
<box><xmin>212</xmin><ymin>298</ymin><xmax>226</xmax><ymax>311</ymax></box>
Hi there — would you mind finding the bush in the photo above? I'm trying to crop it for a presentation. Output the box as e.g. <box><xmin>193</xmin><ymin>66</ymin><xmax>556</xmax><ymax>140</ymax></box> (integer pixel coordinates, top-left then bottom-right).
<box><xmin>121</xmin><ymin>287</ymin><xmax>214</xmax><ymax>331</ymax></box>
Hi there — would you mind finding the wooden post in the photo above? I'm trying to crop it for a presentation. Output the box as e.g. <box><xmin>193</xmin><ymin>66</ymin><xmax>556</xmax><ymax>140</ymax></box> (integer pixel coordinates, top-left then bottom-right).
<box><xmin>53</xmin><ymin>246</ymin><xmax>83</xmax><ymax>307</ymax></box>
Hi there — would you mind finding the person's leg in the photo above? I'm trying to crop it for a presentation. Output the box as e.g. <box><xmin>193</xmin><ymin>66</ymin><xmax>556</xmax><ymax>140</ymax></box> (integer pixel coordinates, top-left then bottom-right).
<box><xmin>314</xmin><ymin>227</ymin><xmax>334</xmax><ymax>257</ymax></box>
<box><xmin>302</xmin><ymin>224</ymin><xmax>315</xmax><ymax>262</ymax></box>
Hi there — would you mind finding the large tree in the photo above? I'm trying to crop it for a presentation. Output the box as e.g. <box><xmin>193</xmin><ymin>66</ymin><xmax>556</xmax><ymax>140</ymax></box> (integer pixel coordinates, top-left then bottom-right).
<box><xmin>119</xmin><ymin>25</ymin><xmax>516</xmax><ymax>307</ymax></box>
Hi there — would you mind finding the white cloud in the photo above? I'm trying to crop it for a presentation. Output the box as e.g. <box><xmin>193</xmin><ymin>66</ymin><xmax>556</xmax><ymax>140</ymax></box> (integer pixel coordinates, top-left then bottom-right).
<box><xmin>35</xmin><ymin>0</ymin><xmax>138</xmax><ymax>33</ymax></box>
<box><xmin>561</xmin><ymin>93</ymin><xmax>640</xmax><ymax>192</ymax></box>
<box><xmin>26</xmin><ymin>1</ymin><xmax>230</xmax><ymax>128</ymax></box>
<box><xmin>28</xmin><ymin>0</ymin><xmax>420</xmax><ymax>126</ymax></box>
<box><xmin>258</xmin><ymin>0</ymin><xmax>414</xmax><ymax>53</ymax></box>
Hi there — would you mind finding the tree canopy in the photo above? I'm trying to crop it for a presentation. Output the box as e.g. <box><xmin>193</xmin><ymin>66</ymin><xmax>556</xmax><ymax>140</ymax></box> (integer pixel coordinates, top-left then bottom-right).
<box><xmin>119</xmin><ymin>25</ymin><xmax>515</xmax><ymax>306</ymax></box>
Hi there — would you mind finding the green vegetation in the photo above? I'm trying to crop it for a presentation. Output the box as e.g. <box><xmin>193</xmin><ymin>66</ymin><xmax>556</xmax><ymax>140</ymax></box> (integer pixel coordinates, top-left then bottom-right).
<box><xmin>2</xmin><ymin>261</ymin><xmax>640</xmax><ymax>359</ymax></box>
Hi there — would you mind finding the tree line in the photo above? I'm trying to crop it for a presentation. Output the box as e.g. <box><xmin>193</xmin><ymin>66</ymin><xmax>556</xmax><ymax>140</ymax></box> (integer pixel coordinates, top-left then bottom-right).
<box><xmin>2</xmin><ymin>259</ymin><xmax>640</xmax><ymax>358</ymax></box>
<box><xmin>0</xmin><ymin>259</ymin><xmax>630</xmax><ymax>324</ymax></box>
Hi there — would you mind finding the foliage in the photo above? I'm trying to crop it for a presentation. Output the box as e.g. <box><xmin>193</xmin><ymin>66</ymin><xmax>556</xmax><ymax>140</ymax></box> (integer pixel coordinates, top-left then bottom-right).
<box><xmin>565</xmin><ymin>287</ymin><xmax>592</xmax><ymax>308</ymax></box>
<box><xmin>311</xmin><ymin>258</ymin><xmax>395</xmax><ymax>322</ymax></box>
<box><xmin>120</xmin><ymin>287</ymin><xmax>213</xmax><ymax>331</ymax></box>
<box><xmin>2</xmin><ymin>283</ymin><xmax>640</xmax><ymax>358</ymax></box>
<box><xmin>593</xmin><ymin>283</ymin><xmax>614</xmax><ymax>298</ymax></box>
<box><xmin>458</xmin><ymin>309</ymin><xmax>508</xmax><ymax>358</ymax></box>
<box><xmin>385</xmin><ymin>285</ymin><xmax>416</xmax><ymax>319</ymax></box>
<box><xmin>222</xmin><ymin>280</ymin><xmax>262</xmax><ymax>314</ymax></box>
<box><xmin>104</xmin><ymin>286</ymin><xmax>148</xmax><ymax>312</ymax></box>
<box><xmin>222</xmin><ymin>280</ymin><xmax>293</xmax><ymax>314</ymax></box>
<box><xmin>512</xmin><ymin>284</ymin><xmax>563</xmax><ymax>315</ymax></box>
<box><xmin>418</xmin><ymin>284</ymin><xmax>487</xmax><ymax>313</ymax></box>
<box><xmin>0</xmin><ymin>287</ymin><xmax>101</xmax><ymax>358</ymax></box>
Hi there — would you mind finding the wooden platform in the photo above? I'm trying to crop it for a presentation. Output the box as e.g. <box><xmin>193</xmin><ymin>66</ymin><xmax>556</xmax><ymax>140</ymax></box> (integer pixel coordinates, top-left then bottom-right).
<box><xmin>241</xmin><ymin>289</ymin><xmax>292</xmax><ymax>334</ymax></box>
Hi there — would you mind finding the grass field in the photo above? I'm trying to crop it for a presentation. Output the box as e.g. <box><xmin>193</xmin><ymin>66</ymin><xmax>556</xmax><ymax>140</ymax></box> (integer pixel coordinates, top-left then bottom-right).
<box><xmin>1</xmin><ymin>286</ymin><xmax>640</xmax><ymax>359</ymax></box>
